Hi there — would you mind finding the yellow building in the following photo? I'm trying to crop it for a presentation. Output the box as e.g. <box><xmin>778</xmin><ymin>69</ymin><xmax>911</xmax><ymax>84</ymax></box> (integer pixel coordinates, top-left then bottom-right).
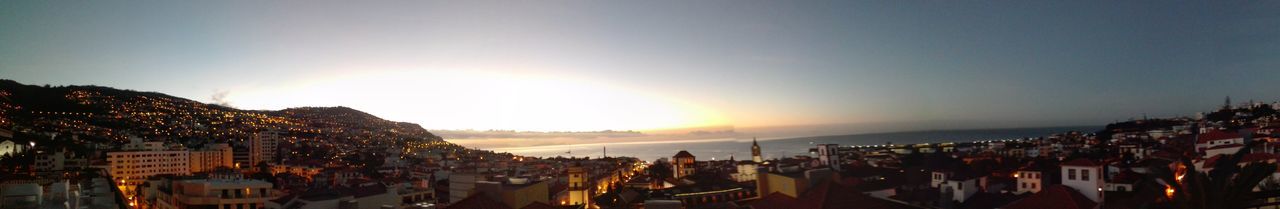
<box><xmin>757</xmin><ymin>172</ymin><xmax>809</xmax><ymax>198</ymax></box>
<box><xmin>566</xmin><ymin>165</ymin><xmax>590</xmax><ymax>206</ymax></box>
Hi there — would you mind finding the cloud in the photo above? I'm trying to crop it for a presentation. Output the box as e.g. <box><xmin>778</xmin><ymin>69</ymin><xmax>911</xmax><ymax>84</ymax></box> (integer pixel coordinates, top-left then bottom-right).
<box><xmin>210</xmin><ymin>90</ymin><xmax>232</xmax><ymax>107</ymax></box>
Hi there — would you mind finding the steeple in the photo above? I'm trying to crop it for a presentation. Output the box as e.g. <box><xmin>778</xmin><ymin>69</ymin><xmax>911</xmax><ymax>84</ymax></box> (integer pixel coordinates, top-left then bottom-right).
<box><xmin>1224</xmin><ymin>96</ymin><xmax>1233</xmax><ymax>110</ymax></box>
<box><xmin>751</xmin><ymin>137</ymin><xmax>763</xmax><ymax>163</ymax></box>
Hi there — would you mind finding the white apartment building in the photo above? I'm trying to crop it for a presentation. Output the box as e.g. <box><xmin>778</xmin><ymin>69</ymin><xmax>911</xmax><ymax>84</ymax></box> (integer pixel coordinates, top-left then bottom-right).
<box><xmin>107</xmin><ymin>138</ymin><xmax>190</xmax><ymax>194</ymax></box>
<box><xmin>1061</xmin><ymin>159</ymin><xmax>1104</xmax><ymax>203</ymax></box>
<box><xmin>250</xmin><ymin>131</ymin><xmax>281</xmax><ymax>166</ymax></box>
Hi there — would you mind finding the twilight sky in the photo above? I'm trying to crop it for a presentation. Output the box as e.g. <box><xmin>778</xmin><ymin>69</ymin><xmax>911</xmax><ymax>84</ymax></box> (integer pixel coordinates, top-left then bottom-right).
<box><xmin>2</xmin><ymin>1</ymin><xmax>1279</xmax><ymax>132</ymax></box>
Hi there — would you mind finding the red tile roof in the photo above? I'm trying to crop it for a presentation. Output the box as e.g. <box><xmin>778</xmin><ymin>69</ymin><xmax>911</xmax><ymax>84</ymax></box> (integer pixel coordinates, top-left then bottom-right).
<box><xmin>1203</xmin><ymin>153</ymin><xmax>1278</xmax><ymax>168</ymax></box>
<box><xmin>1198</xmin><ymin>131</ymin><xmax>1243</xmax><ymax>144</ymax></box>
<box><xmin>1207</xmin><ymin>143</ymin><xmax>1245</xmax><ymax>150</ymax></box>
<box><xmin>800</xmin><ymin>181</ymin><xmax>921</xmax><ymax>209</ymax></box>
<box><xmin>748</xmin><ymin>192</ymin><xmax>799</xmax><ymax>209</ymax></box>
<box><xmin>1061</xmin><ymin>159</ymin><xmax>1100</xmax><ymax>167</ymax></box>
<box><xmin>1002</xmin><ymin>185</ymin><xmax>1097</xmax><ymax>209</ymax></box>
<box><xmin>674</xmin><ymin>150</ymin><xmax>695</xmax><ymax>158</ymax></box>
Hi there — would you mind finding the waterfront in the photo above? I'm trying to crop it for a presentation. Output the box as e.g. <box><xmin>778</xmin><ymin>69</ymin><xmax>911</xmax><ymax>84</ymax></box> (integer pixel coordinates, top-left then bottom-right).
<box><xmin>490</xmin><ymin>125</ymin><xmax>1101</xmax><ymax>161</ymax></box>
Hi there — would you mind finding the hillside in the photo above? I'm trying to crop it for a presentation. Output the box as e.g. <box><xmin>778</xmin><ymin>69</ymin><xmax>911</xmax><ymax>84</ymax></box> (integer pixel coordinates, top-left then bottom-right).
<box><xmin>0</xmin><ymin>79</ymin><xmax>443</xmax><ymax>148</ymax></box>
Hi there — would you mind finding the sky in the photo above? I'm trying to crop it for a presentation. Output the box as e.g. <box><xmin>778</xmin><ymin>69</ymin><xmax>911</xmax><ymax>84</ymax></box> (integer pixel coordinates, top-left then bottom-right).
<box><xmin>3</xmin><ymin>1</ymin><xmax>1280</xmax><ymax>133</ymax></box>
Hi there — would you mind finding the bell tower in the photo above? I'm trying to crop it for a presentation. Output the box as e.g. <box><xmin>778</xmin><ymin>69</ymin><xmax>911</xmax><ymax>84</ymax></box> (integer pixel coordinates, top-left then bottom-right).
<box><xmin>751</xmin><ymin>137</ymin><xmax>763</xmax><ymax>163</ymax></box>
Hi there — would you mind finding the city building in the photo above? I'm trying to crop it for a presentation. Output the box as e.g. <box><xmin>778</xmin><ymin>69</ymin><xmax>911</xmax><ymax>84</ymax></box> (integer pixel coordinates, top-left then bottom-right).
<box><xmin>1060</xmin><ymin>159</ymin><xmax>1104</xmax><ymax>203</ymax></box>
<box><xmin>34</xmin><ymin>148</ymin><xmax>87</xmax><ymax>172</ymax></box>
<box><xmin>565</xmin><ymin>165</ymin><xmax>589</xmax><ymax>206</ymax></box>
<box><xmin>107</xmin><ymin>138</ymin><xmax>191</xmax><ymax>193</ymax></box>
<box><xmin>150</xmin><ymin>176</ymin><xmax>274</xmax><ymax>209</ymax></box>
<box><xmin>189</xmin><ymin>143</ymin><xmax>234</xmax><ymax>173</ymax></box>
<box><xmin>1015</xmin><ymin>169</ymin><xmax>1044</xmax><ymax>194</ymax></box>
<box><xmin>816</xmin><ymin>144</ymin><xmax>842</xmax><ymax>171</ymax></box>
<box><xmin>732</xmin><ymin>161</ymin><xmax>759</xmax><ymax>182</ymax></box>
<box><xmin>448</xmin><ymin>173</ymin><xmax>481</xmax><ymax>205</ymax></box>
<box><xmin>939</xmin><ymin>173</ymin><xmax>978</xmax><ymax>202</ymax></box>
<box><xmin>267</xmin><ymin>183</ymin><xmax>398</xmax><ymax>209</ymax></box>
<box><xmin>930</xmin><ymin>171</ymin><xmax>950</xmax><ymax>188</ymax></box>
<box><xmin>393</xmin><ymin>180</ymin><xmax>435</xmax><ymax>209</ymax></box>
<box><xmin>756</xmin><ymin>168</ymin><xmax>832</xmax><ymax>198</ymax></box>
<box><xmin>250</xmin><ymin>131</ymin><xmax>281</xmax><ymax>166</ymax></box>
<box><xmin>673</xmin><ymin>151</ymin><xmax>696</xmax><ymax>179</ymax></box>
<box><xmin>0</xmin><ymin>130</ymin><xmax>25</xmax><ymax>156</ymax></box>
<box><xmin>1196</xmin><ymin>131</ymin><xmax>1244</xmax><ymax>154</ymax></box>
<box><xmin>474</xmin><ymin>177</ymin><xmax>549</xmax><ymax>209</ymax></box>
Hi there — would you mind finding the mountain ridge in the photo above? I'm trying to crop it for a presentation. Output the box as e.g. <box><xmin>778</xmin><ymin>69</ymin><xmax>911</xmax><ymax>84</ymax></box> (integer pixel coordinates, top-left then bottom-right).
<box><xmin>0</xmin><ymin>79</ymin><xmax>443</xmax><ymax>148</ymax></box>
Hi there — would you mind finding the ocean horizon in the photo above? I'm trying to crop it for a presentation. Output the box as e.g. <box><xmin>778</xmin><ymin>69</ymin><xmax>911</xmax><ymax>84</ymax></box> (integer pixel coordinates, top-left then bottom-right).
<box><xmin>491</xmin><ymin>125</ymin><xmax>1102</xmax><ymax>162</ymax></box>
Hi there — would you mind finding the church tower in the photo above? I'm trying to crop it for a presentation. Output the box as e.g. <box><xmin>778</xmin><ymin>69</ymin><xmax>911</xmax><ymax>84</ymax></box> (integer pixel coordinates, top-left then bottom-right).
<box><xmin>751</xmin><ymin>137</ymin><xmax>763</xmax><ymax>163</ymax></box>
<box><xmin>1224</xmin><ymin>96</ymin><xmax>1233</xmax><ymax>110</ymax></box>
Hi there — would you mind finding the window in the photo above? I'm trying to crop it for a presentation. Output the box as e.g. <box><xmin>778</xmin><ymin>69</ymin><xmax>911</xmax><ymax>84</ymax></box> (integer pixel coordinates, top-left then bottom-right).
<box><xmin>1021</xmin><ymin>182</ymin><xmax>1027</xmax><ymax>188</ymax></box>
<box><xmin>1032</xmin><ymin>183</ymin><xmax>1037</xmax><ymax>189</ymax></box>
<box><xmin>1082</xmin><ymin>169</ymin><xmax>1091</xmax><ymax>181</ymax></box>
<box><xmin>1068</xmin><ymin>169</ymin><xmax>1077</xmax><ymax>180</ymax></box>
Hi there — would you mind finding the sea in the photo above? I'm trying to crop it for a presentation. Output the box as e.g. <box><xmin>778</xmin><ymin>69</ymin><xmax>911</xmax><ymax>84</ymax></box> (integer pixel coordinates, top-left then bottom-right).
<box><xmin>489</xmin><ymin>126</ymin><xmax>1102</xmax><ymax>162</ymax></box>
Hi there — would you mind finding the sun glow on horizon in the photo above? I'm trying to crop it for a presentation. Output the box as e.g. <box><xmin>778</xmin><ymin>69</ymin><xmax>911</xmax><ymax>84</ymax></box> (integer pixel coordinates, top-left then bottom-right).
<box><xmin>221</xmin><ymin>70</ymin><xmax>728</xmax><ymax>132</ymax></box>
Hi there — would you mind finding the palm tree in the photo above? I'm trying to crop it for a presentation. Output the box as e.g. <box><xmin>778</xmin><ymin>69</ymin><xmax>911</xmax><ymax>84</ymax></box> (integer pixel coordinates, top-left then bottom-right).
<box><xmin>1150</xmin><ymin>140</ymin><xmax>1278</xmax><ymax>209</ymax></box>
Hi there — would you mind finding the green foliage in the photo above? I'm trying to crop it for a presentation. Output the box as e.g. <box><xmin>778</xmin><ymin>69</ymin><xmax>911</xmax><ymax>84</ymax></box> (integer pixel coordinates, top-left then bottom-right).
<box><xmin>1150</xmin><ymin>141</ymin><xmax>1278</xmax><ymax>209</ymax></box>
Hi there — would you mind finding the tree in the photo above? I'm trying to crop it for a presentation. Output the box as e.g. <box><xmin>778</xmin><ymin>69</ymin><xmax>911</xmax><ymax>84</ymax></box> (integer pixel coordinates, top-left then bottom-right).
<box><xmin>1150</xmin><ymin>141</ymin><xmax>1278</xmax><ymax>209</ymax></box>
<box><xmin>649</xmin><ymin>161</ymin><xmax>673</xmax><ymax>180</ymax></box>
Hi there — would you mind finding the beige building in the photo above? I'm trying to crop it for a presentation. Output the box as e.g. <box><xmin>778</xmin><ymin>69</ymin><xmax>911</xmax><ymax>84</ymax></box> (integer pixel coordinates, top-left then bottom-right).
<box><xmin>151</xmin><ymin>177</ymin><xmax>273</xmax><ymax>209</ymax></box>
<box><xmin>190</xmin><ymin>143</ymin><xmax>233</xmax><ymax>173</ymax></box>
<box><xmin>475</xmin><ymin>177</ymin><xmax>549</xmax><ymax>209</ymax></box>
<box><xmin>673</xmin><ymin>151</ymin><xmax>696</xmax><ymax>179</ymax></box>
<box><xmin>0</xmin><ymin>138</ymin><xmax>26</xmax><ymax>157</ymax></box>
